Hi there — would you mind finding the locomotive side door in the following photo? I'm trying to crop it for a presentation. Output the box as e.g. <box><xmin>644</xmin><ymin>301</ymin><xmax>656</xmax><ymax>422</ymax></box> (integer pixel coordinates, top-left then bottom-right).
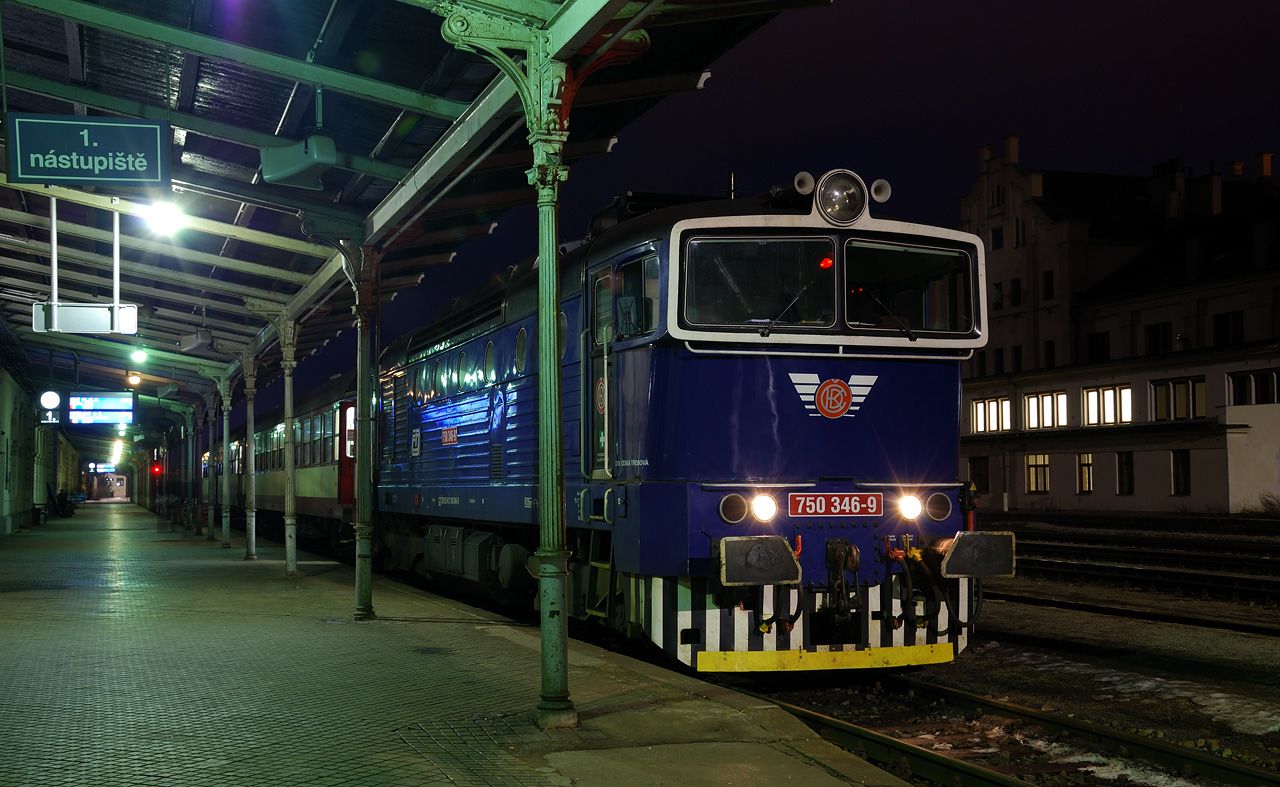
<box><xmin>586</xmin><ymin>268</ymin><xmax>614</xmax><ymax>480</ymax></box>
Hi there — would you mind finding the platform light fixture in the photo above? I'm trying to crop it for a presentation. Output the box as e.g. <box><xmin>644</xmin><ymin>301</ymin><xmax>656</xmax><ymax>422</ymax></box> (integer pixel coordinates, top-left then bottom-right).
<box><xmin>140</xmin><ymin>202</ymin><xmax>188</xmax><ymax>236</ymax></box>
<box><xmin>126</xmin><ymin>371</ymin><xmax>142</xmax><ymax>386</ymax></box>
<box><xmin>130</xmin><ymin>349</ymin><xmax>148</xmax><ymax>364</ymax></box>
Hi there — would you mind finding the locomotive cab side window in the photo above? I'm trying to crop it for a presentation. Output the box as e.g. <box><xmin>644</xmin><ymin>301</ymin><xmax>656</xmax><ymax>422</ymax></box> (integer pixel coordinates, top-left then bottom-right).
<box><xmin>684</xmin><ymin>236</ymin><xmax>835</xmax><ymax>329</ymax></box>
<box><xmin>616</xmin><ymin>256</ymin><xmax>659</xmax><ymax>339</ymax></box>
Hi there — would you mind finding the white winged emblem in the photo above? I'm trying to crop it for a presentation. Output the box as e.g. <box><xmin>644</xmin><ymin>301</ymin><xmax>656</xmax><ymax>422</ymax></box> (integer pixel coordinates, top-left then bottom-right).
<box><xmin>788</xmin><ymin>373</ymin><xmax>878</xmax><ymax>419</ymax></box>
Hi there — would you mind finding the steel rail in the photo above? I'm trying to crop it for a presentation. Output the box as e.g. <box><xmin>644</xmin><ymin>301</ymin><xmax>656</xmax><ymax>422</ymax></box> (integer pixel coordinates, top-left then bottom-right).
<box><xmin>761</xmin><ymin>696</ymin><xmax>1026</xmax><ymax>787</ymax></box>
<box><xmin>1018</xmin><ymin>540</ymin><xmax>1280</xmax><ymax>574</ymax></box>
<box><xmin>1016</xmin><ymin>556</ymin><xmax>1280</xmax><ymax>596</ymax></box>
<box><xmin>983</xmin><ymin>591</ymin><xmax>1280</xmax><ymax>637</ymax></box>
<box><xmin>894</xmin><ymin>677</ymin><xmax>1280</xmax><ymax>787</ymax></box>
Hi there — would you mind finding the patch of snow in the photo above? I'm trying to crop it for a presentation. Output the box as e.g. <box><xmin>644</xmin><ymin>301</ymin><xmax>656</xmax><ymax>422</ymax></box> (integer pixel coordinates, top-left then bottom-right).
<box><xmin>1008</xmin><ymin>651</ymin><xmax>1280</xmax><ymax>735</ymax></box>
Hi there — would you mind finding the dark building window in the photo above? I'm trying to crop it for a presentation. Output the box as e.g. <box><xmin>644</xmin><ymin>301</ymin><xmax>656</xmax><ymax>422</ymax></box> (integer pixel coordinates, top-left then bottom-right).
<box><xmin>975</xmin><ymin>350</ymin><xmax>987</xmax><ymax>377</ymax></box>
<box><xmin>993</xmin><ymin>348</ymin><xmax>1005</xmax><ymax>375</ymax></box>
<box><xmin>1116</xmin><ymin>451</ymin><xmax>1134</xmax><ymax>495</ymax></box>
<box><xmin>1042</xmin><ymin>270</ymin><xmax>1054</xmax><ymax>300</ymax></box>
<box><xmin>992</xmin><ymin>282</ymin><xmax>1004</xmax><ymax>309</ymax></box>
<box><xmin>1011</xmin><ymin>345</ymin><xmax>1023</xmax><ymax>372</ymax></box>
<box><xmin>1086</xmin><ymin>331</ymin><xmax>1110</xmax><ymax>363</ymax></box>
<box><xmin>1171</xmin><ymin>449</ymin><xmax>1191</xmax><ymax>496</ymax></box>
<box><xmin>1213</xmin><ymin>311</ymin><xmax>1244</xmax><ymax>347</ymax></box>
<box><xmin>990</xmin><ymin>226</ymin><xmax>1004</xmax><ymax>250</ymax></box>
<box><xmin>1077</xmin><ymin>453</ymin><xmax>1094</xmax><ymax>494</ymax></box>
<box><xmin>1043</xmin><ymin>340</ymin><xmax>1056</xmax><ymax>369</ymax></box>
<box><xmin>1229</xmin><ymin>368</ymin><xmax>1279</xmax><ymax>405</ymax></box>
<box><xmin>1010</xmin><ymin>278</ymin><xmax>1022</xmax><ymax>306</ymax></box>
<box><xmin>1014</xmin><ymin>218</ymin><xmax>1026</xmax><ymax>248</ymax></box>
<box><xmin>1145</xmin><ymin>322</ymin><xmax>1173</xmax><ymax>355</ymax></box>
<box><xmin>969</xmin><ymin>456</ymin><xmax>990</xmax><ymax>494</ymax></box>
<box><xmin>1151</xmin><ymin>377</ymin><xmax>1206</xmax><ymax>421</ymax></box>
<box><xmin>1026</xmin><ymin>454</ymin><xmax>1050</xmax><ymax>493</ymax></box>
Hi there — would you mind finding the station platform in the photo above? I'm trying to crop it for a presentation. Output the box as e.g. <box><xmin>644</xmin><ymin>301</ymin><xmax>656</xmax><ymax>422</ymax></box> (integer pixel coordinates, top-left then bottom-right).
<box><xmin>0</xmin><ymin>503</ymin><xmax>906</xmax><ymax>787</ymax></box>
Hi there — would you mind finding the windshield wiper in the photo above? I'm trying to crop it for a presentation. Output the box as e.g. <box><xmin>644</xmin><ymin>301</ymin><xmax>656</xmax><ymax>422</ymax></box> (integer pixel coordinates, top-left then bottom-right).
<box><xmin>856</xmin><ymin>286</ymin><xmax>917</xmax><ymax>342</ymax></box>
<box><xmin>760</xmin><ymin>279</ymin><xmax>815</xmax><ymax>337</ymax></box>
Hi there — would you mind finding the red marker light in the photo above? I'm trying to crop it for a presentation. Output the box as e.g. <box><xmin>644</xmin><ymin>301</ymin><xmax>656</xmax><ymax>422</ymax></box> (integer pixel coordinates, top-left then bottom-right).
<box><xmin>819</xmin><ymin>257</ymin><xmax>834</xmax><ymax>269</ymax></box>
<box><xmin>151</xmin><ymin>464</ymin><xmax>163</xmax><ymax>475</ymax></box>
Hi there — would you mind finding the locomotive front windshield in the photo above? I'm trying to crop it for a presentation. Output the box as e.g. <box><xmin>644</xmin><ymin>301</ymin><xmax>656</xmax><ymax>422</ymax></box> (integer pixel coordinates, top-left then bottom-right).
<box><xmin>684</xmin><ymin>237</ymin><xmax>836</xmax><ymax>328</ymax></box>
<box><xmin>682</xmin><ymin>233</ymin><xmax>976</xmax><ymax>338</ymax></box>
<box><xmin>845</xmin><ymin>240</ymin><xmax>974</xmax><ymax>334</ymax></box>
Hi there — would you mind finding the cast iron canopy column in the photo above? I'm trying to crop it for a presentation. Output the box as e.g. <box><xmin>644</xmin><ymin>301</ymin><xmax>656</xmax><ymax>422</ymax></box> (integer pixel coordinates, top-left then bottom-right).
<box><xmin>205</xmin><ymin>400</ymin><xmax>216</xmax><ymax>540</ymax></box>
<box><xmin>244</xmin><ymin>300</ymin><xmax>300</xmax><ymax>578</ymax></box>
<box><xmin>216</xmin><ymin>376</ymin><xmax>232</xmax><ymax>548</ymax></box>
<box><xmin>426</xmin><ymin>0</ymin><xmax>635</xmax><ymax>731</ymax></box>
<box><xmin>243</xmin><ymin>358</ymin><xmax>258</xmax><ymax>561</ymax></box>
<box><xmin>349</xmin><ymin>244</ymin><xmax>381</xmax><ymax>622</ymax></box>
<box><xmin>280</xmin><ymin>325</ymin><xmax>299</xmax><ymax>577</ymax></box>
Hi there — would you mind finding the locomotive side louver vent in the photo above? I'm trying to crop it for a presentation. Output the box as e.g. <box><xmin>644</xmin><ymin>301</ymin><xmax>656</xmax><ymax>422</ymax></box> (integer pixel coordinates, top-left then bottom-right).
<box><xmin>489</xmin><ymin>444</ymin><xmax>504</xmax><ymax>482</ymax></box>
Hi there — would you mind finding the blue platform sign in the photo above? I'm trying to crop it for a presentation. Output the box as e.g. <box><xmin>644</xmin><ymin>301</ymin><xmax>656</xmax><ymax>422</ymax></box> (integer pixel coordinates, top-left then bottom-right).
<box><xmin>6</xmin><ymin>113</ymin><xmax>169</xmax><ymax>187</ymax></box>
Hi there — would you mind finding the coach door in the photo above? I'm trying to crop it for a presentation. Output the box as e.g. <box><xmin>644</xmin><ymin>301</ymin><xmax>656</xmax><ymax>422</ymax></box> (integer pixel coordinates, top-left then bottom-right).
<box><xmin>586</xmin><ymin>268</ymin><xmax>614</xmax><ymax>480</ymax></box>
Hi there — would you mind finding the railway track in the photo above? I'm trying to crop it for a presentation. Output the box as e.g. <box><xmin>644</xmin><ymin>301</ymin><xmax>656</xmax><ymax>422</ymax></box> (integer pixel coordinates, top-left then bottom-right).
<box><xmin>1015</xmin><ymin>554</ymin><xmax>1280</xmax><ymax>599</ymax></box>
<box><xmin>981</xmin><ymin>590</ymin><xmax>1280</xmax><ymax>637</ymax></box>
<box><xmin>982</xmin><ymin>511</ymin><xmax>1280</xmax><ymax>538</ymax></box>
<box><xmin>1019</xmin><ymin>538</ymin><xmax>1279</xmax><ymax>574</ymax></box>
<box><xmin>758</xmin><ymin>679</ymin><xmax>1279</xmax><ymax>786</ymax></box>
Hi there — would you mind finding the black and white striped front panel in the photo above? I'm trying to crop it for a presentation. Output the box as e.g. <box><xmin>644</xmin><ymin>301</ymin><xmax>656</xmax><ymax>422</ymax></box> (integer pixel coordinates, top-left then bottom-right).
<box><xmin>630</xmin><ymin>574</ymin><xmax>973</xmax><ymax>670</ymax></box>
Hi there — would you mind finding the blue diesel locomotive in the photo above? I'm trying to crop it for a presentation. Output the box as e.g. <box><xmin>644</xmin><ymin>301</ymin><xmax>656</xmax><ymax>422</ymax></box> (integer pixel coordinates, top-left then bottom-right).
<box><xmin>377</xmin><ymin>169</ymin><xmax>1014</xmax><ymax>672</ymax></box>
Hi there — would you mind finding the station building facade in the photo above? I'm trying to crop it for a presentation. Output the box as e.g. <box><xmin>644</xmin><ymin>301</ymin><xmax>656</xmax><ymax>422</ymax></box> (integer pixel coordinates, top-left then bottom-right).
<box><xmin>959</xmin><ymin>137</ymin><xmax>1280</xmax><ymax>513</ymax></box>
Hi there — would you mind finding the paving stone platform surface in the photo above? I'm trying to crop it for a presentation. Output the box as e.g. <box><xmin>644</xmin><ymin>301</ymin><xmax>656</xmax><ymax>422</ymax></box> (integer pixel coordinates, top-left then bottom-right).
<box><xmin>0</xmin><ymin>503</ymin><xmax>905</xmax><ymax>787</ymax></box>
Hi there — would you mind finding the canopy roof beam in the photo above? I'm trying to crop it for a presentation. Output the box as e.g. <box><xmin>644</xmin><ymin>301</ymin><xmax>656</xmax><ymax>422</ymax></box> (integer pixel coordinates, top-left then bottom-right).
<box><xmin>0</xmin><ymin>205</ymin><xmax>313</xmax><ymax>287</ymax></box>
<box><xmin>0</xmin><ymin>236</ymin><xmax>294</xmax><ymax>304</ymax></box>
<box><xmin>0</xmin><ymin>173</ymin><xmax>331</xmax><ymax>258</ymax></box>
<box><xmin>9</xmin><ymin>0</ymin><xmax>470</xmax><ymax>119</ymax></box>
<box><xmin>19</xmin><ymin>331</ymin><xmax>229</xmax><ymax>379</ymax></box>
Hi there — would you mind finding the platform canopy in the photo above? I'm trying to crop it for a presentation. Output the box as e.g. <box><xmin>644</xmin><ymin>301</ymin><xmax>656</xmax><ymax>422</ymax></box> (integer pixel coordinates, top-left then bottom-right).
<box><xmin>0</xmin><ymin>0</ymin><xmax>819</xmax><ymax>450</ymax></box>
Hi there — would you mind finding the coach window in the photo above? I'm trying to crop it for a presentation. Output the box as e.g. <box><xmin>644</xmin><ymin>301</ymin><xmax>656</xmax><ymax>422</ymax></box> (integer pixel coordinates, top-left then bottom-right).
<box><xmin>434</xmin><ymin>360</ymin><xmax>445</xmax><ymax>399</ymax></box>
<box><xmin>301</xmin><ymin>418</ymin><xmax>312</xmax><ymax>467</ymax></box>
<box><xmin>311</xmin><ymin>415</ymin><xmax>323</xmax><ymax>466</ymax></box>
<box><xmin>455</xmin><ymin>352</ymin><xmax>466</xmax><ymax>392</ymax></box>
<box><xmin>323</xmin><ymin>411</ymin><xmax>334</xmax><ymax>464</ymax></box>
<box><xmin>345</xmin><ymin>406</ymin><xmax>356</xmax><ymax>459</ymax></box>
<box><xmin>616</xmin><ymin>256</ymin><xmax>659</xmax><ymax>338</ymax></box>
<box><xmin>515</xmin><ymin>327</ymin><xmax>528</xmax><ymax>374</ymax></box>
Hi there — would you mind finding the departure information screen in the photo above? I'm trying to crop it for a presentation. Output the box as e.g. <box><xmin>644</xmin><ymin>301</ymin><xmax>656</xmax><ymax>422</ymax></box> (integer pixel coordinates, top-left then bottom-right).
<box><xmin>67</xmin><ymin>392</ymin><xmax>134</xmax><ymax>425</ymax></box>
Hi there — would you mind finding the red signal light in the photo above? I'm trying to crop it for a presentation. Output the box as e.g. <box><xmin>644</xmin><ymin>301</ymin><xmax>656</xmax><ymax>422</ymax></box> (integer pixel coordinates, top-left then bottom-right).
<box><xmin>819</xmin><ymin>257</ymin><xmax>834</xmax><ymax>269</ymax></box>
<box><xmin>151</xmin><ymin>464</ymin><xmax>163</xmax><ymax>475</ymax></box>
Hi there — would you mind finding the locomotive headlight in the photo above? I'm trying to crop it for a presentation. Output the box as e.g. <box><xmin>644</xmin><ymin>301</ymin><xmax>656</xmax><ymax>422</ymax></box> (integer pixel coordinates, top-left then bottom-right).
<box><xmin>897</xmin><ymin>494</ymin><xmax>923</xmax><ymax>521</ymax></box>
<box><xmin>816</xmin><ymin>170</ymin><xmax>867</xmax><ymax>225</ymax></box>
<box><xmin>750</xmin><ymin>494</ymin><xmax>778</xmax><ymax>522</ymax></box>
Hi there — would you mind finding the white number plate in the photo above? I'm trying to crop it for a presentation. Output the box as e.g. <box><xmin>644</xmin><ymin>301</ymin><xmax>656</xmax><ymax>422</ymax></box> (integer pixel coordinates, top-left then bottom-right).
<box><xmin>787</xmin><ymin>492</ymin><xmax>882</xmax><ymax>517</ymax></box>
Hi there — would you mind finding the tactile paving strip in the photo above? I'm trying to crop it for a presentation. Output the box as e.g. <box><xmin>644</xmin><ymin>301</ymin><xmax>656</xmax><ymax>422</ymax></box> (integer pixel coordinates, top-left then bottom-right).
<box><xmin>397</xmin><ymin>714</ymin><xmax>605</xmax><ymax>786</ymax></box>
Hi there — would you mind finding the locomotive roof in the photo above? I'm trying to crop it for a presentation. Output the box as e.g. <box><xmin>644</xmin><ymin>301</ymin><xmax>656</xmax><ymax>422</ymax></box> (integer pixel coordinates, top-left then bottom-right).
<box><xmin>383</xmin><ymin>189</ymin><xmax>815</xmax><ymax>368</ymax></box>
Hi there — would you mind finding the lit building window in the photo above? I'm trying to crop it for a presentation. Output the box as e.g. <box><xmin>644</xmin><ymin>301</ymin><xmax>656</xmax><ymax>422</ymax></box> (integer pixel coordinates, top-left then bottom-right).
<box><xmin>972</xmin><ymin>397</ymin><xmax>1012</xmax><ymax>433</ymax></box>
<box><xmin>1083</xmin><ymin>385</ymin><xmax>1132</xmax><ymax>426</ymax></box>
<box><xmin>1026</xmin><ymin>453</ymin><xmax>1050</xmax><ymax>493</ymax></box>
<box><xmin>1024</xmin><ymin>391</ymin><xmax>1068</xmax><ymax>429</ymax></box>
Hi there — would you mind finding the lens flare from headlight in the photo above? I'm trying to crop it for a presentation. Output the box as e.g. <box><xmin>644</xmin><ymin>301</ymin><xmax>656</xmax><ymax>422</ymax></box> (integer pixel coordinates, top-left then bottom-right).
<box><xmin>751</xmin><ymin>494</ymin><xmax>778</xmax><ymax>522</ymax></box>
<box><xmin>897</xmin><ymin>494</ymin><xmax>923</xmax><ymax>520</ymax></box>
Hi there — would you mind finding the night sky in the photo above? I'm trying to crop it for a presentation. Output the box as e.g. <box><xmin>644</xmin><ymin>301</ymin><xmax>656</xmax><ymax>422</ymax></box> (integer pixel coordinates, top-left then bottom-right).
<box><xmin>266</xmin><ymin>0</ymin><xmax>1280</xmax><ymax>410</ymax></box>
